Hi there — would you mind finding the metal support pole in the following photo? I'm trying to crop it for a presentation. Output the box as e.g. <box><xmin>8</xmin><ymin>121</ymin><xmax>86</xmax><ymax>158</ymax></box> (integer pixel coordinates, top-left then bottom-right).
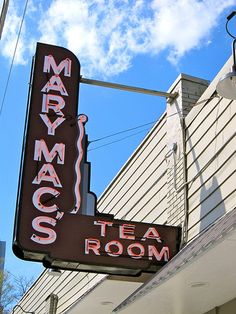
<box><xmin>80</xmin><ymin>77</ymin><xmax>178</xmax><ymax>99</ymax></box>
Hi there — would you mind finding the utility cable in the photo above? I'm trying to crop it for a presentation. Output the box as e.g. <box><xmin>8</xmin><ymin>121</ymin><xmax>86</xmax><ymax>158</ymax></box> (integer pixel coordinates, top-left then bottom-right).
<box><xmin>88</xmin><ymin>94</ymin><xmax>219</xmax><ymax>151</ymax></box>
<box><xmin>89</xmin><ymin>120</ymin><xmax>156</xmax><ymax>144</ymax></box>
<box><xmin>12</xmin><ymin>304</ymin><xmax>34</xmax><ymax>314</ymax></box>
<box><xmin>226</xmin><ymin>11</ymin><xmax>236</xmax><ymax>39</ymax></box>
<box><xmin>88</xmin><ymin>128</ymin><xmax>150</xmax><ymax>151</ymax></box>
<box><xmin>0</xmin><ymin>0</ymin><xmax>29</xmax><ymax>116</ymax></box>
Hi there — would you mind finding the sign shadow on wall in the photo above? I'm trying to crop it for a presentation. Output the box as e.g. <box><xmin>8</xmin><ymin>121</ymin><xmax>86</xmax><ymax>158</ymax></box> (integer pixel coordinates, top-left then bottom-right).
<box><xmin>187</xmin><ymin>132</ymin><xmax>226</xmax><ymax>235</ymax></box>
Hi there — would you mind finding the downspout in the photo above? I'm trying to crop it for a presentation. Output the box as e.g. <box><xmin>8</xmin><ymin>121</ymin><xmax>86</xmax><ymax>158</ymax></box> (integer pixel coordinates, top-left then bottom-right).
<box><xmin>166</xmin><ymin>74</ymin><xmax>209</xmax><ymax>249</ymax></box>
<box><xmin>180</xmin><ymin>116</ymin><xmax>189</xmax><ymax>248</ymax></box>
<box><xmin>170</xmin><ymin>116</ymin><xmax>188</xmax><ymax>248</ymax></box>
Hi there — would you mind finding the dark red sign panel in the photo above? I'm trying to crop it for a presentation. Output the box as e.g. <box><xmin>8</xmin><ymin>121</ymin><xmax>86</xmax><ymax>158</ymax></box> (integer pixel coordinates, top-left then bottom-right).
<box><xmin>13</xmin><ymin>43</ymin><xmax>180</xmax><ymax>276</ymax></box>
<box><xmin>20</xmin><ymin>215</ymin><xmax>180</xmax><ymax>275</ymax></box>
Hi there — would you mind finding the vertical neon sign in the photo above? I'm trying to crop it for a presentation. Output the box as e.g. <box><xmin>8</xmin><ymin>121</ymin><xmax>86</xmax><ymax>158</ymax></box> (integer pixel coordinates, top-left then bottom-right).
<box><xmin>13</xmin><ymin>43</ymin><xmax>180</xmax><ymax>276</ymax></box>
<box><xmin>14</xmin><ymin>43</ymin><xmax>96</xmax><ymax>254</ymax></box>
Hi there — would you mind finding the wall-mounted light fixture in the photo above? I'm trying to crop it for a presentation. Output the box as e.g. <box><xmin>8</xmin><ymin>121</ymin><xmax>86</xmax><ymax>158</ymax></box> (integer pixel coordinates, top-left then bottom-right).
<box><xmin>216</xmin><ymin>11</ymin><xmax>236</xmax><ymax>100</ymax></box>
<box><xmin>48</xmin><ymin>268</ymin><xmax>62</xmax><ymax>277</ymax></box>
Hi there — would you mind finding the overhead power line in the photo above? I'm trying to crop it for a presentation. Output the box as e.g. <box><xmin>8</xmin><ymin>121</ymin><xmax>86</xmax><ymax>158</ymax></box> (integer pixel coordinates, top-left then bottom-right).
<box><xmin>89</xmin><ymin>120</ymin><xmax>156</xmax><ymax>144</ymax></box>
<box><xmin>0</xmin><ymin>0</ymin><xmax>29</xmax><ymax>116</ymax></box>
<box><xmin>88</xmin><ymin>128</ymin><xmax>151</xmax><ymax>152</ymax></box>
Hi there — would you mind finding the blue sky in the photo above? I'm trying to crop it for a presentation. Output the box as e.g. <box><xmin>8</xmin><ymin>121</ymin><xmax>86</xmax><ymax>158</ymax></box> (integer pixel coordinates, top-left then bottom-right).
<box><xmin>0</xmin><ymin>0</ymin><xmax>235</xmax><ymax>280</ymax></box>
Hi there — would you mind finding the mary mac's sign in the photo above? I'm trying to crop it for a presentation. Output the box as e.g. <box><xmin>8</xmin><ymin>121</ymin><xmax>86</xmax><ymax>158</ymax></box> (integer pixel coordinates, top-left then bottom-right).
<box><xmin>13</xmin><ymin>43</ymin><xmax>180</xmax><ymax>275</ymax></box>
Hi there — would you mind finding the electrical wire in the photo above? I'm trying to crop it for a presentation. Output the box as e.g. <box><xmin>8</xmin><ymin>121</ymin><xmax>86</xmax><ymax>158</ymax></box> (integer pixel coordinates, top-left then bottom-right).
<box><xmin>0</xmin><ymin>0</ymin><xmax>29</xmax><ymax>116</ymax></box>
<box><xmin>89</xmin><ymin>120</ymin><xmax>156</xmax><ymax>143</ymax></box>
<box><xmin>88</xmin><ymin>94</ymin><xmax>218</xmax><ymax>152</ymax></box>
<box><xmin>12</xmin><ymin>304</ymin><xmax>34</xmax><ymax>314</ymax></box>
<box><xmin>88</xmin><ymin>128</ymin><xmax>151</xmax><ymax>151</ymax></box>
<box><xmin>226</xmin><ymin>11</ymin><xmax>236</xmax><ymax>39</ymax></box>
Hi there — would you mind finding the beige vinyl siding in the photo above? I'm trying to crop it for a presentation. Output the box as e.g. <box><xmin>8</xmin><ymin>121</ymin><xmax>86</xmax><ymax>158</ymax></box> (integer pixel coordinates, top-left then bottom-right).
<box><xmin>185</xmin><ymin>85</ymin><xmax>236</xmax><ymax>241</ymax></box>
<box><xmin>97</xmin><ymin>112</ymin><xmax>168</xmax><ymax>224</ymax></box>
<box><xmin>13</xmin><ymin>270</ymin><xmax>105</xmax><ymax>314</ymax></box>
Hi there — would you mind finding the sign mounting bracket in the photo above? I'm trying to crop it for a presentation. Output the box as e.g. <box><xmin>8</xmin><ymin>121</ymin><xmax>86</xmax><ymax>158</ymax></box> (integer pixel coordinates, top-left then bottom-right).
<box><xmin>80</xmin><ymin>77</ymin><xmax>178</xmax><ymax>99</ymax></box>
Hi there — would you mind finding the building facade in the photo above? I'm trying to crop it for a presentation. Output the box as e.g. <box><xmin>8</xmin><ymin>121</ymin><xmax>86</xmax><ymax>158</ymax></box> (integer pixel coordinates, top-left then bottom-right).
<box><xmin>12</xmin><ymin>52</ymin><xmax>236</xmax><ymax>314</ymax></box>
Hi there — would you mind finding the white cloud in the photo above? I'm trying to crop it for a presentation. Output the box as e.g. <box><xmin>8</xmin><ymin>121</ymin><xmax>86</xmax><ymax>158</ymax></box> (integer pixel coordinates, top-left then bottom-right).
<box><xmin>0</xmin><ymin>1</ymin><xmax>27</xmax><ymax>65</ymax></box>
<box><xmin>0</xmin><ymin>0</ymin><xmax>234</xmax><ymax>76</ymax></box>
<box><xmin>37</xmin><ymin>0</ymin><xmax>152</xmax><ymax>77</ymax></box>
<box><xmin>0</xmin><ymin>0</ymin><xmax>38</xmax><ymax>65</ymax></box>
<box><xmin>150</xmin><ymin>0</ymin><xmax>235</xmax><ymax>64</ymax></box>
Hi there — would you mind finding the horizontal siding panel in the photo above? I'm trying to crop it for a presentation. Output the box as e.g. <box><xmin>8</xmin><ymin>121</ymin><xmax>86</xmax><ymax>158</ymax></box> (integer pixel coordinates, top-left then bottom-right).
<box><xmin>188</xmin><ymin>193</ymin><xmax>236</xmax><ymax>241</ymax></box>
<box><xmin>186</xmin><ymin>89</ymin><xmax>236</xmax><ymax>241</ymax></box>
<box><xmin>98</xmin><ymin>115</ymin><xmax>166</xmax><ymax>207</ymax></box>
<box><xmin>188</xmin><ymin>171</ymin><xmax>236</xmax><ymax>237</ymax></box>
<box><xmin>185</xmin><ymin>96</ymin><xmax>229</xmax><ymax>141</ymax></box>
<box><xmin>16</xmin><ymin>271</ymin><xmax>105</xmax><ymax>314</ymax></box>
<box><xmin>56</xmin><ymin>273</ymin><xmax>92</xmax><ymax>305</ymax></box>
<box><xmin>148</xmin><ymin>206</ymin><xmax>168</xmax><ymax>225</ymax></box>
<box><xmin>14</xmin><ymin>272</ymin><xmax>55</xmax><ymax>312</ymax></box>
<box><xmin>185</xmin><ymin>98</ymin><xmax>222</xmax><ymax>140</ymax></box>
<box><xmin>126</xmin><ymin>181</ymin><xmax>168</xmax><ymax>223</ymax></box>
<box><xmin>99</xmin><ymin>143</ymin><xmax>167</xmax><ymax>217</ymax></box>
<box><xmin>186</xmin><ymin>100</ymin><xmax>233</xmax><ymax>159</ymax></box>
<box><xmin>186</xmin><ymin>103</ymin><xmax>236</xmax><ymax>164</ymax></box>
<box><xmin>187</xmin><ymin>117</ymin><xmax>236</xmax><ymax>182</ymax></box>
<box><xmin>99</xmin><ymin>147</ymin><xmax>166</xmax><ymax>217</ymax></box>
<box><xmin>140</xmin><ymin>194</ymin><xmax>168</xmax><ymax>224</ymax></box>
<box><xmin>20</xmin><ymin>272</ymin><xmax>58</xmax><ymax>311</ymax></box>
<box><xmin>104</xmin><ymin>149</ymin><xmax>166</xmax><ymax>217</ymax></box>
<box><xmin>53</xmin><ymin>271</ymin><xmax>83</xmax><ymax>295</ymax></box>
<box><xmin>98</xmin><ymin>119</ymin><xmax>166</xmax><ymax>213</ymax></box>
<box><xmin>57</xmin><ymin>274</ymin><xmax>104</xmax><ymax>313</ymax></box>
<box><xmin>112</xmin><ymin>162</ymin><xmax>167</xmax><ymax>220</ymax></box>
<box><xmin>188</xmin><ymin>144</ymin><xmax>236</xmax><ymax>203</ymax></box>
<box><xmin>18</xmin><ymin>271</ymin><xmax>68</xmax><ymax>311</ymax></box>
<box><xmin>165</xmin><ymin>210</ymin><xmax>185</xmax><ymax>227</ymax></box>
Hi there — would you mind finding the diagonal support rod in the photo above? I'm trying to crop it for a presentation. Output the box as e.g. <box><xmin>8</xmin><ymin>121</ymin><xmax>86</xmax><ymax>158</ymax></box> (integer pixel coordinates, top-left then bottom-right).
<box><xmin>80</xmin><ymin>77</ymin><xmax>178</xmax><ymax>99</ymax></box>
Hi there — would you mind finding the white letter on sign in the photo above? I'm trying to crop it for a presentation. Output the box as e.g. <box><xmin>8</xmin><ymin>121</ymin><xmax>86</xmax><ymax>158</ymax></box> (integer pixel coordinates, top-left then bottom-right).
<box><xmin>32</xmin><ymin>187</ymin><xmax>59</xmax><ymax>213</ymax></box>
<box><xmin>94</xmin><ymin>220</ymin><xmax>113</xmax><ymax>237</ymax></box>
<box><xmin>32</xmin><ymin>163</ymin><xmax>62</xmax><ymax>187</ymax></box>
<box><xmin>43</xmin><ymin>55</ymin><xmax>71</xmax><ymax>77</ymax></box>
<box><xmin>42</xmin><ymin>94</ymin><xmax>65</xmax><ymax>115</ymax></box>
<box><xmin>31</xmin><ymin>216</ymin><xmax>57</xmax><ymax>244</ymax></box>
<box><xmin>148</xmin><ymin>246</ymin><xmax>169</xmax><ymax>261</ymax></box>
<box><xmin>41</xmin><ymin>76</ymin><xmax>68</xmax><ymax>96</ymax></box>
<box><xmin>34</xmin><ymin>140</ymin><xmax>65</xmax><ymax>164</ymax></box>
<box><xmin>127</xmin><ymin>243</ymin><xmax>145</xmax><ymax>259</ymax></box>
<box><xmin>105</xmin><ymin>241</ymin><xmax>123</xmax><ymax>257</ymax></box>
<box><xmin>119</xmin><ymin>224</ymin><xmax>135</xmax><ymax>240</ymax></box>
<box><xmin>85</xmin><ymin>238</ymin><xmax>101</xmax><ymax>255</ymax></box>
<box><xmin>142</xmin><ymin>227</ymin><xmax>162</xmax><ymax>243</ymax></box>
<box><xmin>40</xmin><ymin>114</ymin><xmax>66</xmax><ymax>136</ymax></box>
